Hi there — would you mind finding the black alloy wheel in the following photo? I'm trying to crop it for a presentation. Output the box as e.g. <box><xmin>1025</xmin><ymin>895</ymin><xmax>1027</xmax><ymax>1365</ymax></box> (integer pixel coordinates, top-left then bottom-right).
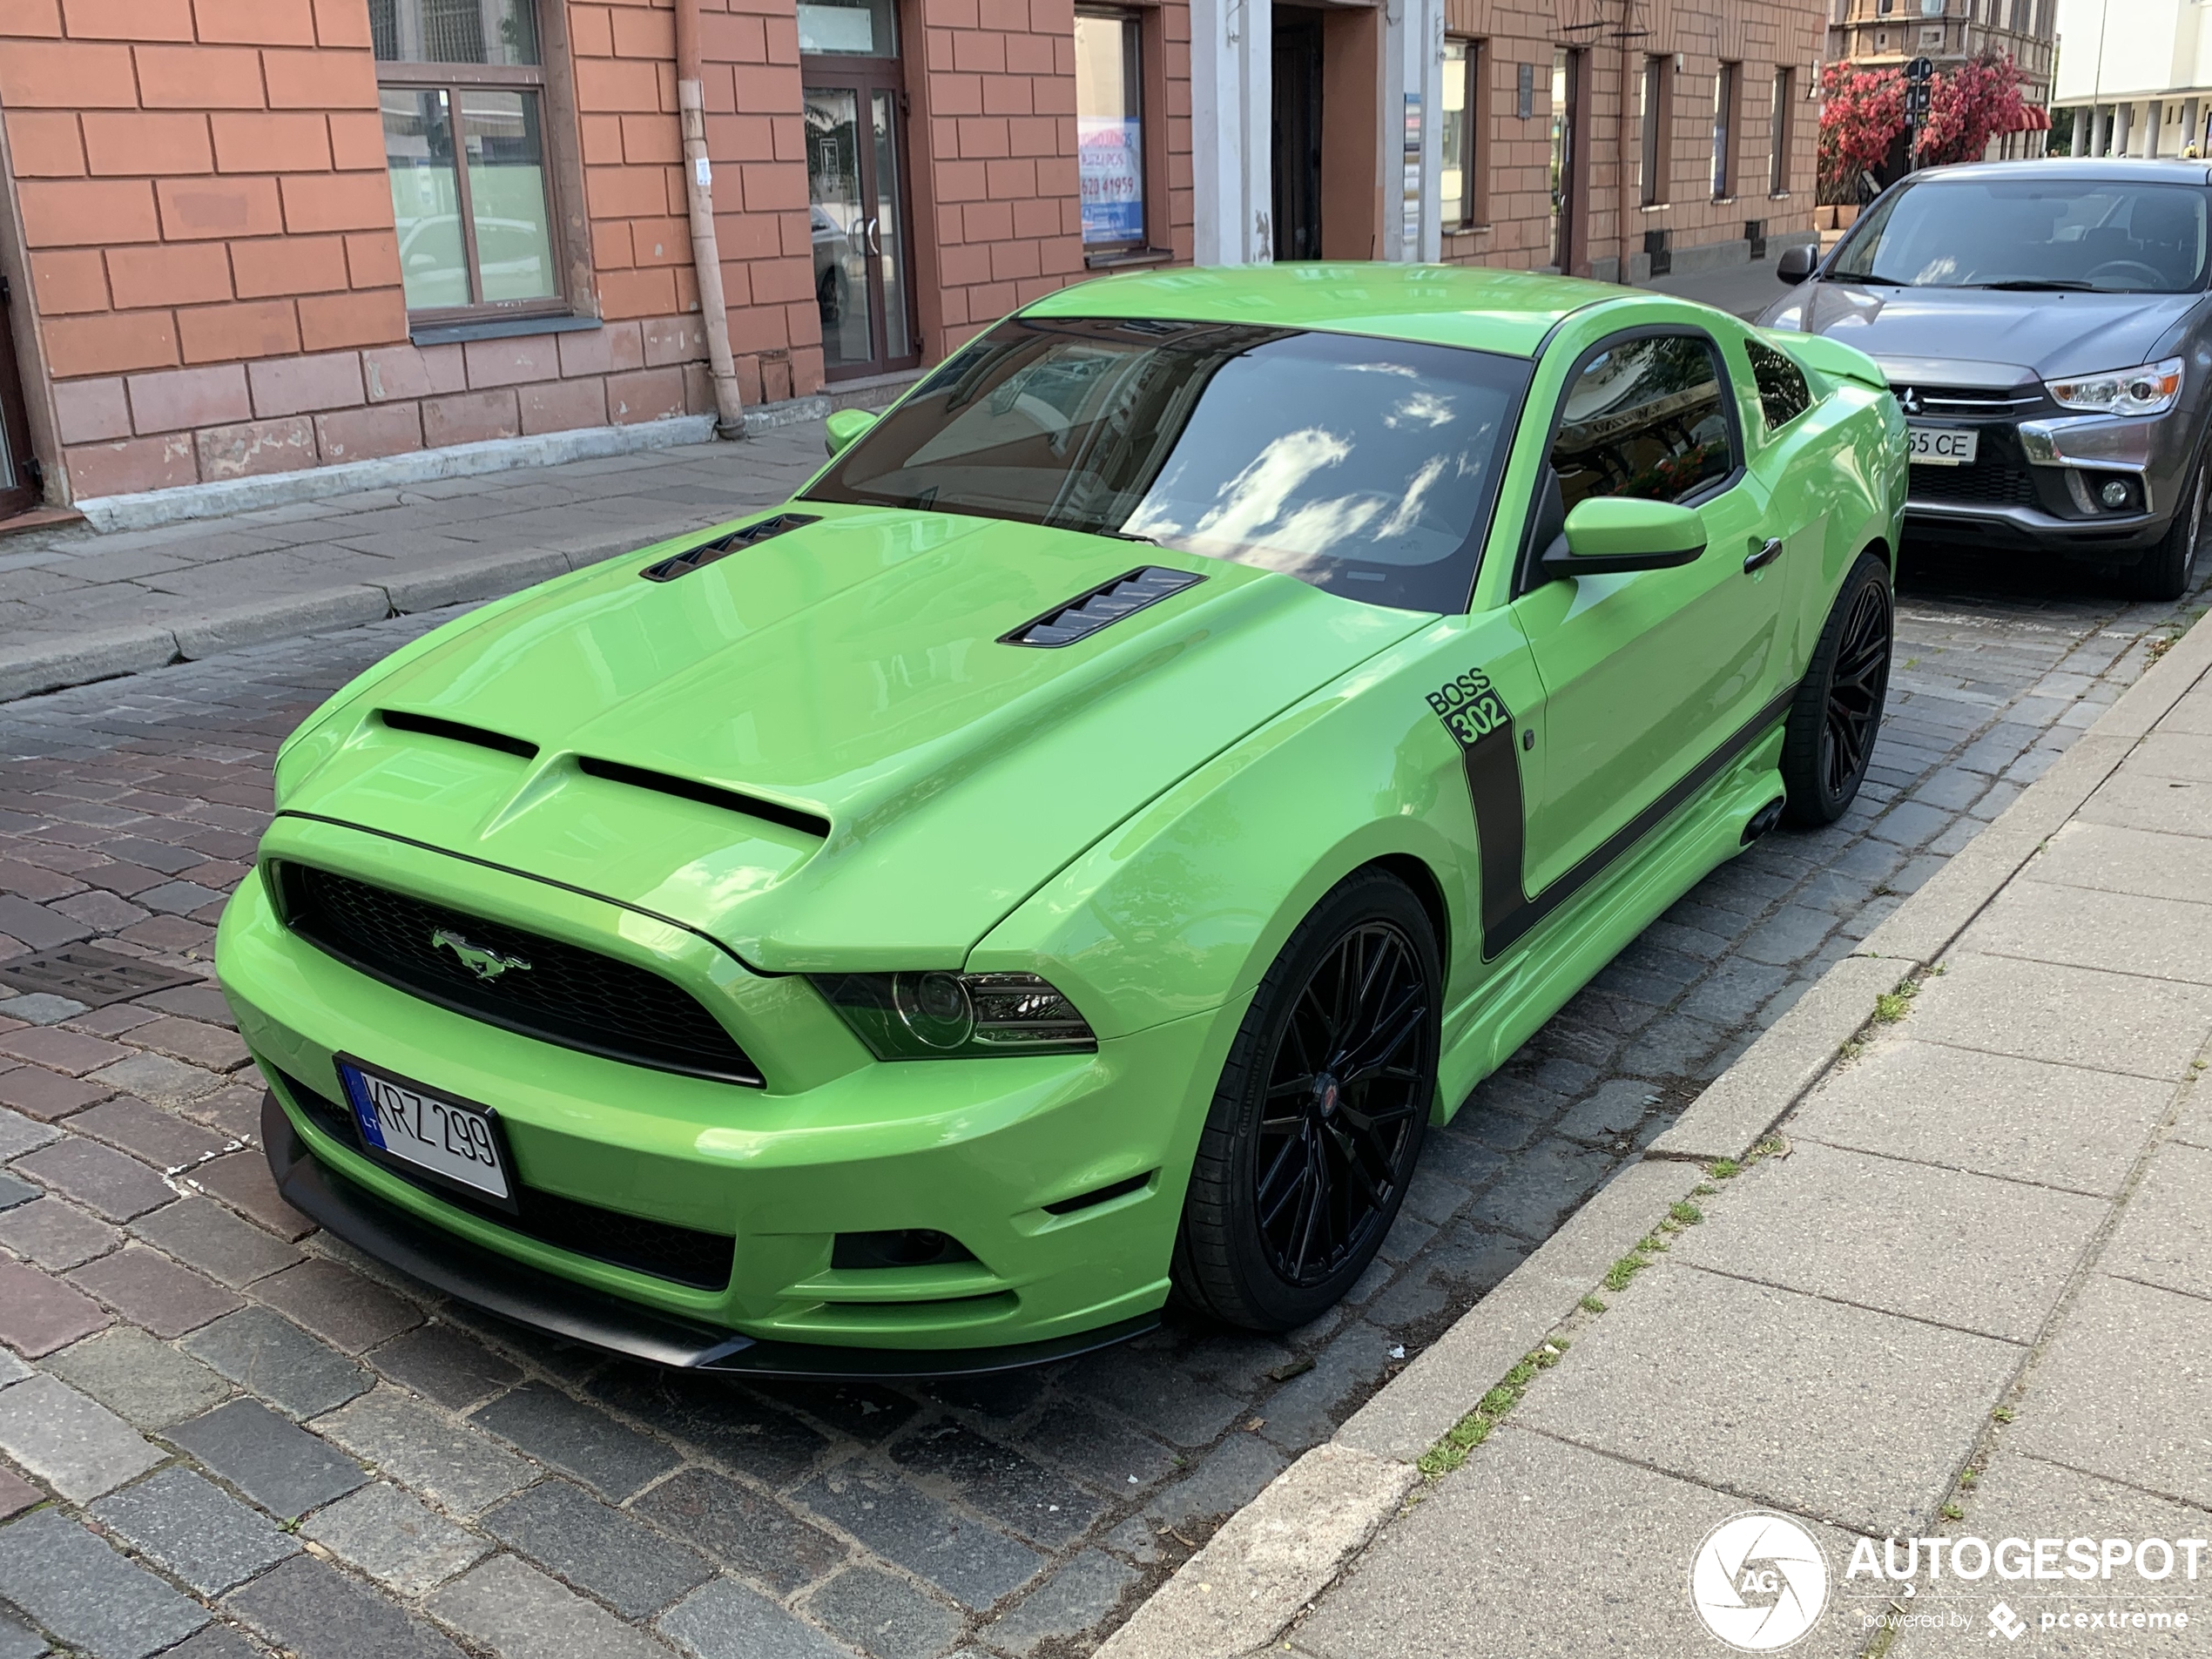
<box><xmin>1781</xmin><ymin>551</ymin><xmax>1893</xmax><ymax>827</ymax></box>
<box><xmin>1173</xmin><ymin>871</ymin><xmax>1438</xmax><ymax>1332</ymax></box>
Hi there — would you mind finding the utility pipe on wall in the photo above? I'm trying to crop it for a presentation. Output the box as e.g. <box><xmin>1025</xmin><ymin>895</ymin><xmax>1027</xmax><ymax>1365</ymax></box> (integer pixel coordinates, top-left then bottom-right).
<box><xmin>676</xmin><ymin>0</ymin><xmax>747</xmax><ymax>439</ymax></box>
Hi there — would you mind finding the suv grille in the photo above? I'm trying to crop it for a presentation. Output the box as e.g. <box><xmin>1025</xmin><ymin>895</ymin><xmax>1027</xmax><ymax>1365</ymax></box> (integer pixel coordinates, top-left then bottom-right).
<box><xmin>273</xmin><ymin>1067</ymin><xmax>736</xmax><ymax>1290</ymax></box>
<box><xmin>272</xmin><ymin>862</ymin><xmax>762</xmax><ymax>1085</ymax></box>
<box><xmin>1911</xmin><ymin>455</ymin><xmax>2039</xmax><ymax>507</ymax></box>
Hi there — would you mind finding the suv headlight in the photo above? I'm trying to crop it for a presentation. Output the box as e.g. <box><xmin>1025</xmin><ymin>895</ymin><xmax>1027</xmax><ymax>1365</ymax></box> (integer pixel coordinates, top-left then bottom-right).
<box><xmin>813</xmin><ymin>971</ymin><xmax>1097</xmax><ymax>1059</ymax></box>
<box><xmin>2045</xmin><ymin>357</ymin><xmax>2184</xmax><ymax>417</ymax></box>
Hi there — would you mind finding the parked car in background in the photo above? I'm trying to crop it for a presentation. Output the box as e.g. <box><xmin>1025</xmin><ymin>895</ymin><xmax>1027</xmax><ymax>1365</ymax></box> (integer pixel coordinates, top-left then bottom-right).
<box><xmin>1760</xmin><ymin>159</ymin><xmax>2212</xmax><ymax>598</ymax></box>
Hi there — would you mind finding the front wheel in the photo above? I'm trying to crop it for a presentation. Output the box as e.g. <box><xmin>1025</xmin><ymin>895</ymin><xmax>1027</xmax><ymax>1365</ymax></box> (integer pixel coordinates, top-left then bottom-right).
<box><xmin>1171</xmin><ymin>871</ymin><xmax>1439</xmax><ymax>1332</ymax></box>
<box><xmin>2121</xmin><ymin>443</ymin><xmax>2208</xmax><ymax>603</ymax></box>
<box><xmin>1780</xmin><ymin>551</ymin><xmax>1893</xmax><ymax>827</ymax></box>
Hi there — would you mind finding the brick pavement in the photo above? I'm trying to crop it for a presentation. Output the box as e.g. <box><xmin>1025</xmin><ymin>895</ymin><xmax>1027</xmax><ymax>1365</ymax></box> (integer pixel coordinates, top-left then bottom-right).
<box><xmin>0</xmin><ymin>552</ymin><xmax>2200</xmax><ymax>1658</ymax></box>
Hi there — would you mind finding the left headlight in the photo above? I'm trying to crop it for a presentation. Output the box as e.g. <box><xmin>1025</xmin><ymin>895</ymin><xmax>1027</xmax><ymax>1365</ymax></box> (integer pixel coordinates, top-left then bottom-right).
<box><xmin>812</xmin><ymin>970</ymin><xmax>1097</xmax><ymax>1059</ymax></box>
<box><xmin>2045</xmin><ymin>357</ymin><xmax>2184</xmax><ymax>417</ymax></box>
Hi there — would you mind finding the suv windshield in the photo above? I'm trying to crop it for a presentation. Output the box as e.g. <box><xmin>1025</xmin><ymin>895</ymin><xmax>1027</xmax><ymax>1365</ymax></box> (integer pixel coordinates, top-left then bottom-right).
<box><xmin>803</xmin><ymin>316</ymin><xmax>1530</xmax><ymax>612</ymax></box>
<box><xmin>1831</xmin><ymin>177</ymin><xmax>2210</xmax><ymax>293</ymax></box>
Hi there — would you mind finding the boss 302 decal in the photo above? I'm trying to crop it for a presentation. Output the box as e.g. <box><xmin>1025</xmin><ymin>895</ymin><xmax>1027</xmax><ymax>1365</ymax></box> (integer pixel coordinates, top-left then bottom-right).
<box><xmin>1431</xmin><ymin>667</ymin><xmax>1797</xmax><ymax>962</ymax></box>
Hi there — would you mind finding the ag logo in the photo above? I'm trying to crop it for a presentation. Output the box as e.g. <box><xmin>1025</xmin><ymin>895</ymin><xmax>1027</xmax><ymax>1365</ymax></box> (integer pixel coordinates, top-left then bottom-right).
<box><xmin>1689</xmin><ymin>1512</ymin><xmax>1830</xmax><ymax>1651</ymax></box>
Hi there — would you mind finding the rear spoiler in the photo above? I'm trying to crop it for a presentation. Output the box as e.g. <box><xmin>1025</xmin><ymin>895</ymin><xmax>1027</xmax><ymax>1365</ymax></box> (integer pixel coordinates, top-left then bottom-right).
<box><xmin>1760</xmin><ymin>329</ymin><xmax>1889</xmax><ymax>394</ymax></box>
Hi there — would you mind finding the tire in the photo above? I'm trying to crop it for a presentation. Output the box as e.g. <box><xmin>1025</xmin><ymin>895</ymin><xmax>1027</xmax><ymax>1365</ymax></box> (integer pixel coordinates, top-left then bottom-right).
<box><xmin>1171</xmin><ymin>870</ymin><xmax>1440</xmax><ymax>1332</ymax></box>
<box><xmin>1780</xmin><ymin>551</ymin><xmax>1893</xmax><ymax>828</ymax></box>
<box><xmin>2121</xmin><ymin>444</ymin><xmax>2209</xmax><ymax>603</ymax></box>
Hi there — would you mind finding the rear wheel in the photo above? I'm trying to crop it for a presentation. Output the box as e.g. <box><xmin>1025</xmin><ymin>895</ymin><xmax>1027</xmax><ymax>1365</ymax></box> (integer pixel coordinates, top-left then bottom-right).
<box><xmin>1781</xmin><ymin>551</ymin><xmax>1892</xmax><ymax>827</ymax></box>
<box><xmin>2121</xmin><ymin>443</ymin><xmax>2208</xmax><ymax>603</ymax></box>
<box><xmin>1171</xmin><ymin>871</ymin><xmax>1438</xmax><ymax>1332</ymax></box>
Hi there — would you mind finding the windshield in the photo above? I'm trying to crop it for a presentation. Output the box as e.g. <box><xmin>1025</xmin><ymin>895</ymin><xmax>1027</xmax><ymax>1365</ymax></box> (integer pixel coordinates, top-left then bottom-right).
<box><xmin>1830</xmin><ymin>177</ymin><xmax>2210</xmax><ymax>293</ymax></box>
<box><xmin>803</xmin><ymin>316</ymin><xmax>1530</xmax><ymax>612</ymax></box>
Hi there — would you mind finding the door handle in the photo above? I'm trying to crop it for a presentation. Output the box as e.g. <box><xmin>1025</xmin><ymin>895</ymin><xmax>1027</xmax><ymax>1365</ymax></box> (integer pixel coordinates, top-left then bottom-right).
<box><xmin>1744</xmin><ymin>537</ymin><xmax>1784</xmax><ymax>574</ymax></box>
<box><xmin>865</xmin><ymin>218</ymin><xmax>882</xmax><ymax>256</ymax></box>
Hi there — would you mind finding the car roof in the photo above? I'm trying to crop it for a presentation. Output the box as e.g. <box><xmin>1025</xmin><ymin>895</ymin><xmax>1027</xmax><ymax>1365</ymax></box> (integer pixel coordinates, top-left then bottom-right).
<box><xmin>1020</xmin><ymin>262</ymin><xmax>1633</xmax><ymax>358</ymax></box>
<box><xmin>1905</xmin><ymin>158</ymin><xmax>2212</xmax><ymax>186</ymax></box>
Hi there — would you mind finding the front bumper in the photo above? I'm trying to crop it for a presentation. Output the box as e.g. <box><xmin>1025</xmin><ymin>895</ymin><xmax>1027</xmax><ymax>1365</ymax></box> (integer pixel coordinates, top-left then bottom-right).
<box><xmin>220</xmin><ymin>859</ymin><xmax>1238</xmax><ymax>1359</ymax></box>
<box><xmin>1905</xmin><ymin>412</ymin><xmax>2193</xmax><ymax>558</ymax></box>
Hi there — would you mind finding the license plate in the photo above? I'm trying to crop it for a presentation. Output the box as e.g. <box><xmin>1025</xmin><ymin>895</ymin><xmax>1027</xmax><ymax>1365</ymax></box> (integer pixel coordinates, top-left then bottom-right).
<box><xmin>1906</xmin><ymin>425</ymin><xmax>1979</xmax><ymax>467</ymax></box>
<box><xmin>336</xmin><ymin>1058</ymin><xmax>512</xmax><ymax>1204</ymax></box>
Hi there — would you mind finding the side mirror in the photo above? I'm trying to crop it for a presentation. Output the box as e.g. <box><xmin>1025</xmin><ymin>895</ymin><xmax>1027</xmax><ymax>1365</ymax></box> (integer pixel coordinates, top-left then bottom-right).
<box><xmin>1776</xmin><ymin>243</ymin><xmax>1818</xmax><ymax>284</ymax></box>
<box><xmin>825</xmin><ymin>408</ymin><xmax>878</xmax><ymax>456</ymax></box>
<box><xmin>1544</xmin><ymin>497</ymin><xmax>1708</xmax><ymax>579</ymax></box>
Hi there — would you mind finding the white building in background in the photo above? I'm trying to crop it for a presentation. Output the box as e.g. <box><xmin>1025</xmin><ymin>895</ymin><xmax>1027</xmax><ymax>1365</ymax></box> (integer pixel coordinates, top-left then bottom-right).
<box><xmin>2054</xmin><ymin>0</ymin><xmax>2212</xmax><ymax>156</ymax></box>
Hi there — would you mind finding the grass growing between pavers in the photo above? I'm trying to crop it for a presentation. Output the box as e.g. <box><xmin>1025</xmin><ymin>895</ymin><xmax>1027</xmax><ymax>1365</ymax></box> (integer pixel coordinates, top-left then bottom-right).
<box><xmin>1413</xmin><ymin>1341</ymin><xmax>1569</xmax><ymax>1480</ymax></box>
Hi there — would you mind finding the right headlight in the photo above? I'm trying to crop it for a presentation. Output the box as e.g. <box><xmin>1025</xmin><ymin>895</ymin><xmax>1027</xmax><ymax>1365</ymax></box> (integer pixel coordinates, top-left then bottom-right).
<box><xmin>2044</xmin><ymin>357</ymin><xmax>2184</xmax><ymax>417</ymax></box>
<box><xmin>812</xmin><ymin>970</ymin><xmax>1097</xmax><ymax>1059</ymax></box>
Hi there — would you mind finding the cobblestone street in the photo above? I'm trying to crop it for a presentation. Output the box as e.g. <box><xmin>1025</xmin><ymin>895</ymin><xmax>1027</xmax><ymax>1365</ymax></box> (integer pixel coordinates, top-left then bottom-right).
<box><xmin>0</xmin><ymin>551</ymin><xmax>2200</xmax><ymax>1659</ymax></box>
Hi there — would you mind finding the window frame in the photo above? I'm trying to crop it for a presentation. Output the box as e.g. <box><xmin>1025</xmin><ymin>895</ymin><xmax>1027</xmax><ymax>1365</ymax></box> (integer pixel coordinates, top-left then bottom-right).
<box><xmin>1514</xmin><ymin>325</ymin><xmax>1746</xmax><ymax>598</ymax></box>
<box><xmin>1712</xmin><ymin>61</ymin><xmax>1740</xmax><ymax>200</ymax></box>
<box><xmin>1770</xmin><ymin>66</ymin><xmax>1793</xmax><ymax>196</ymax></box>
<box><xmin>1640</xmin><ymin>55</ymin><xmax>1669</xmax><ymax>207</ymax></box>
<box><xmin>374</xmin><ymin>0</ymin><xmax>587</xmax><ymax>334</ymax></box>
<box><xmin>1441</xmin><ymin>36</ymin><xmax>1490</xmax><ymax>231</ymax></box>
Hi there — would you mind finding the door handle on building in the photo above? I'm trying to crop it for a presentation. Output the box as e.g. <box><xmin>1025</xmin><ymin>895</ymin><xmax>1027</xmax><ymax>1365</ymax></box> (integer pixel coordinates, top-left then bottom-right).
<box><xmin>1744</xmin><ymin>537</ymin><xmax>1784</xmax><ymax>574</ymax></box>
<box><xmin>864</xmin><ymin>218</ymin><xmax>882</xmax><ymax>256</ymax></box>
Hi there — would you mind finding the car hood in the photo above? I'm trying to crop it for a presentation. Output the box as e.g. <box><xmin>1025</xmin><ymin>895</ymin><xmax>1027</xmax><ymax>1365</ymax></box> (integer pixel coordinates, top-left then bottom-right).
<box><xmin>1758</xmin><ymin>281</ymin><xmax>2204</xmax><ymax>384</ymax></box>
<box><xmin>273</xmin><ymin>505</ymin><xmax>1430</xmax><ymax>970</ymax></box>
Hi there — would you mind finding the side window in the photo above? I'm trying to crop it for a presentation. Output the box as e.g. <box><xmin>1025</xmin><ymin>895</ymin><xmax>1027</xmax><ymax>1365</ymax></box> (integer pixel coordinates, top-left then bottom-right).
<box><xmin>1550</xmin><ymin>335</ymin><xmax>1735</xmax><ymax>511</ymax></box>
<box><xmin>1747</xmin><ymin>338</ymin><xmax>1813</xmax><ymax>431</ymax></box>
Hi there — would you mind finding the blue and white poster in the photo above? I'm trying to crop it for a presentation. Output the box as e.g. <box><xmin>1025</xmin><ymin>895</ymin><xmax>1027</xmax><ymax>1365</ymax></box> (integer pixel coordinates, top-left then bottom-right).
<box><xmin>1078</xmin><ymin>118</ymin><xmax>1144</xmax><ymax>245</ymax></box>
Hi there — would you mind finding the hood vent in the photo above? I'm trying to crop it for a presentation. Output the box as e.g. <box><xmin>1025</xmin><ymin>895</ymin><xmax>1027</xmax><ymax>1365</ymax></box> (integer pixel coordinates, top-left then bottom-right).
<box><xmin>641</xmin><ymin>513</ymin><xmax>820</xmax><ymax>583</ymax></box>
<box><xmin>380</xmin><ymin>710</ymin><xmax>539</xmax><ymax>760</ymax></box>
<box><xmin>577</xmin><ymin>756</ymin><xmax>830</xmax><ymax>840</ymax></box>
<box><xmin>1001</xmin><ymin>566</ymin><xmax>1206</xmax><ymax>649</ymax></box>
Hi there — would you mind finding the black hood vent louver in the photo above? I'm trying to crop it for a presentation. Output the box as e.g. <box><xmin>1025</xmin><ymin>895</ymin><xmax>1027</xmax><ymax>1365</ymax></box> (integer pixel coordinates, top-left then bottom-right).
<box><xmin>640</xmin><ymin>513</ymin><xmax>820</xmax><ymax>582</ymax></box>
<box><xmin>379</xmin><ymin>710</ymin><xmax>539</xmax><ymax>760</ymax></box>
<box><xmin>577</xmin><ymin>757</ymin><xmax>831</xmax><ymax>840</ymax></box>
<box><xmin>1001</xmin><ymin>566</ymin><xmax>1206</xmax><ymax>648</ymax></box>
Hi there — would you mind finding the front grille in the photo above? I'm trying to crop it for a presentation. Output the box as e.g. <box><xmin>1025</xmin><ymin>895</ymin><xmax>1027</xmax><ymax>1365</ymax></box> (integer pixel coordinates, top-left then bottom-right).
<box><xmin>1901</xmin><ymin>383</ymin><xmax>2046</xmax><ymax>415</ymax></box>
<box><xmin>273</xmin><ymin>1066</ymin><xmax>737</xmax><ymax>1291</ymax></box>
<box><xmin>272</xmin><ymin>862</ymin><xmax>762</xmax><ymax>1085</ymax></box>
<box><xmin>1911</xmin><ymin>447</ymin><xmax>2040</xmax><ymax>508</ymax></box>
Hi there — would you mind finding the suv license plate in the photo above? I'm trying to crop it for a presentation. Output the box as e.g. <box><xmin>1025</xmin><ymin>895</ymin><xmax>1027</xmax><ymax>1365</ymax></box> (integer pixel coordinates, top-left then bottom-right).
<box><xmin>337</xmin><ymin>1059</ymin><xmax>512</xmax><ymax>1203</ymax></box>
<box><xmin>1907</xmin><ymin>425</ymin><xmax>1979</xmax><ymax>467</ymax></box>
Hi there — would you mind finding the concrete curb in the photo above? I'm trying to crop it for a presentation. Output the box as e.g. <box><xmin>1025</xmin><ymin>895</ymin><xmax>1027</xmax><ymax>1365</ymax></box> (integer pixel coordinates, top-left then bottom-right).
<box><xmin>1093</xmin><ymin>1444</ymin><xmax>1417</xmax><ymax>1659</ymax></box>
<box><xmin>1096</xmin><ymin>608</ymin><xmax>2212</xmax><ymax>1659</ymax></box>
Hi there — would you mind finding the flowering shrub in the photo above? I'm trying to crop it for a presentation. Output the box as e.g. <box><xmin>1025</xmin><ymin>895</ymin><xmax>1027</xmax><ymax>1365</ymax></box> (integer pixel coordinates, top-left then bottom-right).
<box><xmin>1818</xmin><ymin>53</ymin><xmax>2028</xmax><ymax>203</ymax></box>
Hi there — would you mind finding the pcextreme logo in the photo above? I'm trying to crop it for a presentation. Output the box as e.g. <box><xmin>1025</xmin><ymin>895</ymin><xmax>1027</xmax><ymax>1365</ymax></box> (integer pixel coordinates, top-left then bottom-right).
<box><xmin>1690</xmin><ymin>1513</ymin><xmax>1831</xmax><ymax>1651</ymax></box>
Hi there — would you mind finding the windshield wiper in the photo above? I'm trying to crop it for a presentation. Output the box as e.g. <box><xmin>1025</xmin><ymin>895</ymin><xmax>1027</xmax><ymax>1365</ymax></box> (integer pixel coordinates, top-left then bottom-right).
<box><xmin>1824</xmin><ymin>272</ymin><xmax>1907</xmax><ymax>286</ymax></box>
<box><xmin>1969</xmin><ymin>279</ymin><xmax>2094</xmax><ymax>291</ymax></box>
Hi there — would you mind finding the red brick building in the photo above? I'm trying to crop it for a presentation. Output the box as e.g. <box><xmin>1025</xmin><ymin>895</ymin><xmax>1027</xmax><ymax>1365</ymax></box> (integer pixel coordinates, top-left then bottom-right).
<box><xmin>0</xmin><ymin>0</ymin><xmax>1816</xmax><ymax>527</ymax></box>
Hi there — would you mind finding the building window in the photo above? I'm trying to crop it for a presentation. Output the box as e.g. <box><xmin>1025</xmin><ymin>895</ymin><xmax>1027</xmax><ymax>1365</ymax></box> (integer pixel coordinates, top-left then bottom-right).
<box><xmin>1713</xmin><ymin>62</ymin><xmax>1738</xmax><ymax>199</ymax></box>
<box><xmin>1440</xmin><ymin>38</ymin><xmax>1488</xmax><ymax>227</ymax></box>
<box><xmin>1919</xmin><ymin>24</ymin><xmax>1945</xmax><ymax>46</ymax></box>
<box><xmin>374</xmin><ymin>0</ymin><xmax>562</xmax><ymax>320</ymax></box>
<box><xmin>1640</xmin><ymin>55</ymin><xmax>1668</xmax><ymax>206</ymax></box>
<box><xmin>1076</xmin><ymin>10</ymin><xmax>1145</xmax><ymax>251</ymax></box>
<box><xmin>1919</xmin><ymin>0</ymin><xmax>1943</xmax><ymax>15</ymax></box>
<box><xmin>1770</xmin><ymin>67</ymin><xmax>1793</xmax><ymax>193</ymax></box>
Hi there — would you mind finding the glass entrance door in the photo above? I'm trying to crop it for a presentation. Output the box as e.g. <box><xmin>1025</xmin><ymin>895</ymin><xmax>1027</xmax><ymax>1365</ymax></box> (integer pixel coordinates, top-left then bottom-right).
<box><xmin>805</xmin><ymin>57</ymin><xmax>915</xmax><ymax>378</ymax></box>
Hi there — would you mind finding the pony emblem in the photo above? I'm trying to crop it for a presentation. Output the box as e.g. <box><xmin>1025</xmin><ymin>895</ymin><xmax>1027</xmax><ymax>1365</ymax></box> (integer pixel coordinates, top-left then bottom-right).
<box><xmin>431</xmin><ymin>928</ymin><xmax>530</xmax><ymax>981</ymax></box>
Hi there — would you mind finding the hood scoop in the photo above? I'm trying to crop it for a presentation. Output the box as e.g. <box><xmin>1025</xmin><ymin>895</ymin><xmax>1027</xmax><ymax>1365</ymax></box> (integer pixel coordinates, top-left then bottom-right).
<box><xmin>640</xmin><ymin>513</ymin><xmax>819</xmax><ymax>582</ymax></box>
<box><xmin>1001</xmin><ymin>565</ymin><xmax>1205</xmax><ymax>649</ymax></box>
<box><xmin>380</xmin><ymin>709</ymin><xmax>538</xmax><ymax>760</ymax></box>
<box><xmin>576</xmin><ymin>756</ymin><xmax>830</xmax><ymax>840</ymax></box>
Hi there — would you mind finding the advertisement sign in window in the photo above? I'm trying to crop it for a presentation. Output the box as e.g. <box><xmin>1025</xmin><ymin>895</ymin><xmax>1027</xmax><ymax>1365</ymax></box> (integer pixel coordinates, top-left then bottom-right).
<box><xmin>1079</xmin><ymin>117</ymin><xmax>1145</xmax><ymax>246</ymax></box>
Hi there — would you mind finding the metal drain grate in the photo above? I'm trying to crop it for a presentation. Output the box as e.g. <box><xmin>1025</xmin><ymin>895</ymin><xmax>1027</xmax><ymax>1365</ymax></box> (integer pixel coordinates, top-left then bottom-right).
<box><xmin>0</xmin><ymin>945</ymin><xmax>202</xmax><ymax>1008</ymax></box>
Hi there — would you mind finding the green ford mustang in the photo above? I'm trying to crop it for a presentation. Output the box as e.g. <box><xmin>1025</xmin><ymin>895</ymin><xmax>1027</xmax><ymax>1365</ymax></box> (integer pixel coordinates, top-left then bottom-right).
<box><xmin>217</xmin><ymin>266</ymin><xmax>1905</xmax><ymax>1375</ymax></box>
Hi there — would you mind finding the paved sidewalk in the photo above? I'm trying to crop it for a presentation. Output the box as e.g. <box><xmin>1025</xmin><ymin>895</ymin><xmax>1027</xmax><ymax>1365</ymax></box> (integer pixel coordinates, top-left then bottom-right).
<box><xmin>0</xmin><ymin>424</ymin><xmax>829</xmax><ymax>702</ymax></box>
<box><xmin>1152</xmin><ymin>619</ymin><xmax>2212</xmax><ymax>1656</ymax></box>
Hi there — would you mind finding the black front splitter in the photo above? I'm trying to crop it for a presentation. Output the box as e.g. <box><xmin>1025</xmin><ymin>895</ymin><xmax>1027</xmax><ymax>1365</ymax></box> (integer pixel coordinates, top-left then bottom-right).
<box><xmin>262</xmin><ymin>1091</ymin><xmax>1157</xmax><ymax>1379</ymax></box>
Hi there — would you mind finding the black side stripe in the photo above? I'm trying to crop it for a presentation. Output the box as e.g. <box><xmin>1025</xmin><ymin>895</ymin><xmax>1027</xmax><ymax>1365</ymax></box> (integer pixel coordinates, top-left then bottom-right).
<box><xmin>1433</xmin><ymin>674</ymin><xmax>1796</xmax><ymax>961</ymax></box>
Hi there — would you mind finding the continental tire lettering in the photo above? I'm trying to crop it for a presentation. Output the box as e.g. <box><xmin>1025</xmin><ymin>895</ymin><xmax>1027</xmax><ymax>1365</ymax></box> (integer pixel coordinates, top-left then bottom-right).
<box><xmin>1430</xmin><ymin>667</ymin><xmax>1795</xmax><ymax>962</ymax></box>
